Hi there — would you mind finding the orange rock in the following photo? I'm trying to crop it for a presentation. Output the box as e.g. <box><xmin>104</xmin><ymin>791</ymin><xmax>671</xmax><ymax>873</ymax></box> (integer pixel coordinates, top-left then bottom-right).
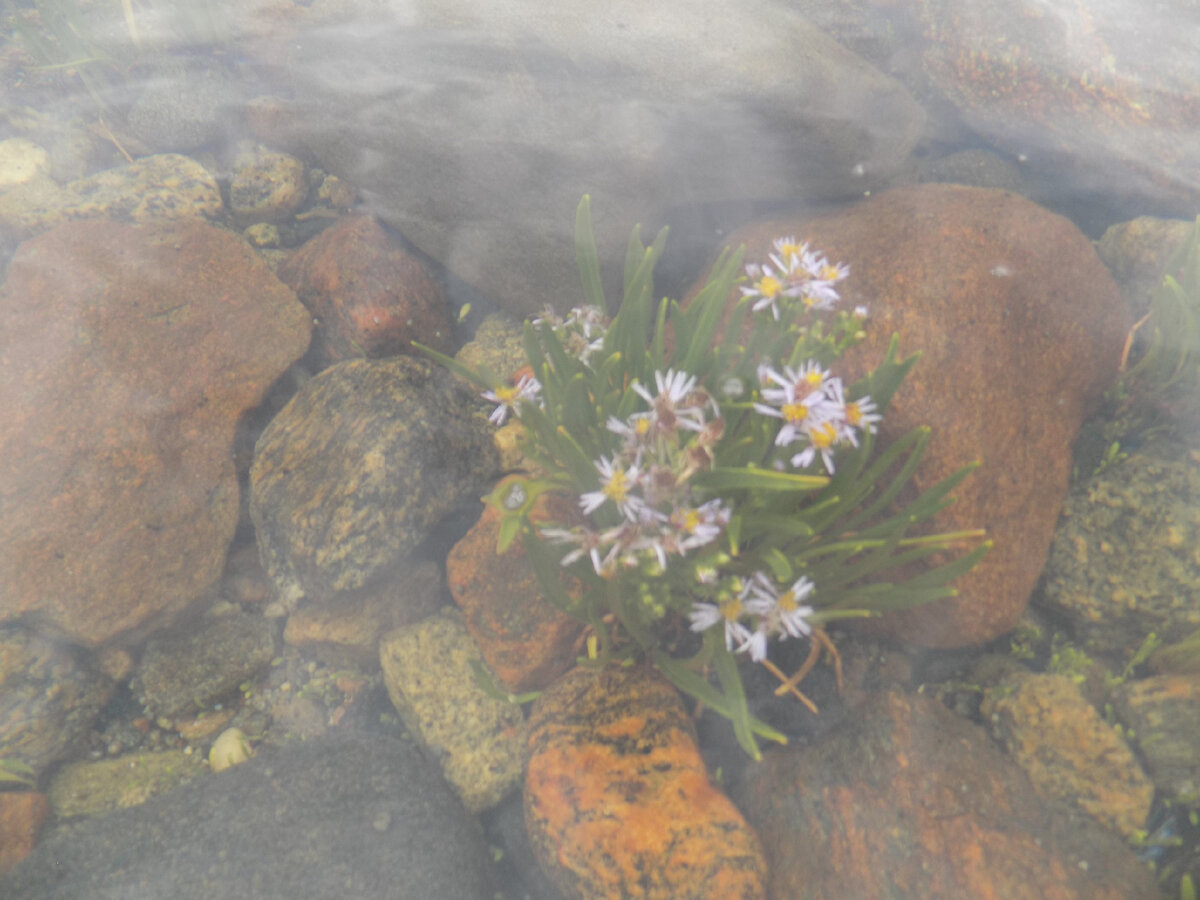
<box><xmin>702</xmin><ymin>184</ymin><xmax>1127</xmax><ymax>647</ymax></box>
<box><xmin>738</xmin><ymin>690</ymin><xmax>1159</xmax><ymax>900</ymax></box>
<box><xmin>0</xmin><ymin>792</ymin><xmax>48</xmax><ymax>875</ymax></box>
<box><xmin>525</xmin><ymin>664</ymin><xmax>766</xmax><ymax>899</ymax></box>
<box><xmin>447</xmin><ymin>481</ymin><xmax>584</xmax><ymax>693</ymax></box>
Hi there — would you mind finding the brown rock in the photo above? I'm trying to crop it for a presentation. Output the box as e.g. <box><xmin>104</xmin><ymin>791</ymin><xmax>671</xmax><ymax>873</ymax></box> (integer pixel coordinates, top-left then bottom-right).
<box><xmin>0</xmin><ymin>792</ymin><xmax>49</xmax><ymax>875</ymax></box>
<box><xmin>447</xmin><ymin>479</ymin><xmax>584</xmax><ymax>693</ymax></box>
<box><xmin>525</xmin><ymin>664</ymin><xmax>766</xmax><ymax>900</ymax></box>
<box><xmin>1112</xmin><ymin>674</ymin><xmax>1200</xmax><ymax>804</ymax></box>
<box><xmin>980</xmin><ymin>672</ymin><xmax>1153</xmax><ymax>839</ymax></box>
<box><xmin>737</xmin><ymin>690</ymin><xmax>1159</xmax><ymax>900</ymax></box>
<box><xmin>0</xmin><ymin>219</ymin><xmax>311</xmax><ymax>646</ymax></box>
<box><xmin>712</xmin><ymin>184</ymin><xmax>1127</xmax><ymax>647</ymax></box>
<box><xmin>278</xmin><ymin>215</ymin><xmax>453</xmax><ymax>368</ymax></box>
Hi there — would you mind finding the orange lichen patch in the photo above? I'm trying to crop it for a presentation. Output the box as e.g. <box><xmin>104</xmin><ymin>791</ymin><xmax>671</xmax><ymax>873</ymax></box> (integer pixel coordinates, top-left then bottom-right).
<box><xmin>525</xmin><ymin>665</ymin><xmax>766</xmax><ymax>899</ymax></box>
<box><xmin>0</xmin><ymin>792</ymin><xmax>48</xmax><ymax>875</ymax></box>
<box><xmin>447</xmin><ymin>480</ymin><xmax>584</xmax><ymax>693</ymax></box>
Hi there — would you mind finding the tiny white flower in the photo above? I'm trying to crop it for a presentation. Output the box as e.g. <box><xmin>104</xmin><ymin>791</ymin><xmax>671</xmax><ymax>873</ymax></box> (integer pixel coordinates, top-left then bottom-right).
<box><xmin>579</xmin><ymin>455</ymin><xmax>646</xmax><ymax>520</ymax></box>
<box><xmin>481</xmin><ymin>374</ymin><xmax>541</xmax><ymax>425</ymax></box>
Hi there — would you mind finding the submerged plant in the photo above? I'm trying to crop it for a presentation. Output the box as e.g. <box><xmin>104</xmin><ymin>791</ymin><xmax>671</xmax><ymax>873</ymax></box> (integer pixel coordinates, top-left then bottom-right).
<box><xmin>421</xmin><ymin>196</ymin><xmax>987</xmax><ymax>759</ymax></box>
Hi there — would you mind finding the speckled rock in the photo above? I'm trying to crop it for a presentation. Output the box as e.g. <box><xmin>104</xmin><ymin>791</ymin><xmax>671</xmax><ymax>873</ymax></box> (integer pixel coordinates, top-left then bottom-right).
<box><xmin>249</xmin><ymin>355</ymin><xmax>498</xmax><ymax>607</ymax></box>
<box><xmin>47</xmin><ymin>750</ymin><xmax>206</xmax><ymax>820</ymax></box>
<box><xmin>283</xmin><ymin>558</ymin><xmax>444</xmax><ymax>665</ymax></box>
<box><xmin>0</xmin><ymin>733</ymin><xmax>496</xmax><ymax>900</ymax></box>
<box><xmin>269</xmin><ymin>1</ymin><xmax>924</xmax><ymax>318</ymax></box>
<box><xmin>1097</xmin><ymin>216</ymin><xmax>1195</xmax><ymax>315</ymax></box>
<box><xmin>132</xmin><ymin>609</ymin><xmax>277</xmax><ymax>721</ymax></box>
<box><xmin>525</xmin><ymin>664</ymin><xmax>767</xmax><ymax>900</ymax></box>
<box><xmin>229</xmin><ymin>144</ymin><xmax>309</xmax><ymax>223</ymax></box>
<box><xmin>127</xmin><ymin>59</ymin><xmax>241</xmax><ymax>153</ymax></box>
<box><xmin>709</xmin><ymin>184</ymin><xmax>1127</xmax><ymax>647</ymax></box>
<box><xmin>0</xmin><ymin>627</ymin><xmax>112</xmax><ymax>781</ymax></box>
<box><xmin>379</xmin><ymin>610</ymin><xmax>525</xmax><ymax>813</ymax></box>
<box><xmin>980</xmin><ymin>671</ymin><xmax>1153</xmax><ymax>839</ymax></box>
<box><xmin>1039</xmin><ymin>440</ymin><xmax>1200</xmax><ymax>657</ymax></box>
<box><xmin>447</xmin><ymin>481</ymin><xmax>584</xmax><ymax>693</ymax></box>
<box><xmin>0</xmin><ymin>793</ymin><xmax>48</xmax><ymax>876</ymax></box>
<box><xmin>278</xmin><ymin>215</ymin><xmax>453</xmax><ymax>368</ymax></box>
<box><xmin>907</xmin><ymin>0</ymin><xmax>1200</xmax><ymax>216</ymax></box>
<box><xmin>0</xmin><ymin>154</ymin><xmax>223</xmax><ymax>240</ymax></box>
<box><xmin>1111</xmin><ymin>674</ymin><xmax>1200</xmax><ymax>804</ymax></box>
<box><xmin>737</xmin><ymin>690</ymin><xmax>1159</xmax><ymax>900</ymax></box>
<box><xmin>0</xmin><ymin>218</ymin><xmax>311</xmax><ymax>646</ymax></box>
<box><xmin>0</xmin><ymin>139</ymin><xmax>50</xmax><ymax>189</ymax></box>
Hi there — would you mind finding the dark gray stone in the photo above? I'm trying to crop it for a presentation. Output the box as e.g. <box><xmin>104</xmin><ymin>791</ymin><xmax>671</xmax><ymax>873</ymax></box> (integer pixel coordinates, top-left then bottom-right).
<box><xmin>1</xmin><ymin>732</ymin><xmax>496</xmax><ymax>900</ymax></box>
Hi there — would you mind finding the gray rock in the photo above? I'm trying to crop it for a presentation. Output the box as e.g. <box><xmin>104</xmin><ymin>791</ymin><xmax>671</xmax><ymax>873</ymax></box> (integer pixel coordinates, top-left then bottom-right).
<box><xmin>0</xmin><ymin>732</ymin><xmax>496</xmax><ymax>900</ymax></box>
<box><xmin>249</xmin><ymin>356</ymin><xmax>499</xmax><ymax>607</ymax></box>
<box><xmin>127</xmin><ymin>59</ymin><xmax>241</xmax><ymax>153</ymax></box>
<box><xmin>133</xmin><ymin>609</ymin><xmax>277</xmax><ymax>721</ymax></box>
<box><xmin>266</xmin><ymin>1</ymin><xmax>924</xmax><ymax>317</ymax></box>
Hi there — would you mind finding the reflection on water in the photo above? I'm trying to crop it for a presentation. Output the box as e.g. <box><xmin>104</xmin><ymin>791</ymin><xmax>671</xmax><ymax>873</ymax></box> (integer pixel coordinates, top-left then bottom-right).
<box><xmin>0</xmin><ymin>1</ymin><xmax>1198</xmax><ymax>897</ymax></box>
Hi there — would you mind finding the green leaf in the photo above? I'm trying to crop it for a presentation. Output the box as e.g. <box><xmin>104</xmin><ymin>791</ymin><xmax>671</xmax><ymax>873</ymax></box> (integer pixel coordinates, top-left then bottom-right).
<box><xmin>575</xmin><ymin>195</ymin><xmax>606</xmax><ymax>312</ymax></box>
<box><xmin>697</xmin><ymin>466</ymin><xmax>829</xmax><ymax>492</ymax></box>
<box><xmin>410</xmin><ymin>341</ymin><xmax>494</xmax><ymax>390</ymax></box>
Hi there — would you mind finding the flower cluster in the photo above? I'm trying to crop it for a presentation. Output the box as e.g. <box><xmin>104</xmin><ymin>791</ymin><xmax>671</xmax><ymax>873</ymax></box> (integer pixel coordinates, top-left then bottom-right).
<box><xmin>740</xmin><ymin>236</ymin><xmax>850</xmax><ymax>319</ymax></box>
<box><xmin>689</xmin><ymin>572</ymin><xmax>815</xmax><ymax>663</ymax></box>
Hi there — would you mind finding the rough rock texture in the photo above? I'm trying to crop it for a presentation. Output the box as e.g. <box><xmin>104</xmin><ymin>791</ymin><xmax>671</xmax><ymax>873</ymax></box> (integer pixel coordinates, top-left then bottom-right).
<box><xmin>0</xmin><ymin>219</ymin><xmax>311</xmax><ymax>646</ymax></box>
<box><xmin>380</xmin><ymin>610</ymin><xmax>525</xmax><ymax>813</ymax></box>
<box><xmin>905</xmin><ymin>0</ymin><xmax>1200</xmax><ymax>217</ymax></box>
<box><xmin>0</xmin><ymin>793</ymin><xmax>47</xmax><ymax>876</ymax></box>
<box><xmin>714</xmin><ymin>184</ymin><xmax>1128</xmax><ymax>647</ymax></box>
<box><xmin>250</xmin><ymin>356</ymin><xmax>499</xmax><ymax>608</ymax></box>
<box><xmin>1097</xmin><ymin>216</ymin><xmax>1195</xmax><ymax>316</ymax></box>
<box><xmin>262</xmin><ymin>0</ymin><xmax>925</xmax><ymax>317</ymax></box>
<box><xmin>447</xmin><ymin>480</ymin><xmax>584</xmax><ymax>693</ymax></box>
<box><xmin>46</xmin><ymin>749</ymin><xmax>205</xmax><ymax>820</ymax></box>
<box><xmin>0</xmin><ymin>733</ymin><xmax>496</xmax><ymax>900</ymax></box>
<box><xmin>525</xmin><ymin>664</ymin><xmax>767</xmax><ymax>900</ymax></box>
<box><xmin>278</xmin><ymin>215</ymin><xmax>453</xmax><ymax>368</ymax></box>
<box><xmin>229</xmin><ymin>145</ymin><xmax>309</xmax><ymax>223</ymax></box>
<box><xmin>0</xmin><ymin>154</ymin><xmax>223</xmax><ymax>240</ymax></box>
<box><xmin>127</xmin><ymin>59</ymin><xmax>242</xmax><ymax>153</ymax></box>
<box><xmin>1112</xmin><ymin>674</ymin><xmax>1200</xmax><ymax>805</ymax></box>
<box><xmin>0</xmin><ymin>627</ymin><xmax>112</xmax><ymax>778</ymax></box>
<box><xmin>1039</xmin><ymin>441</ymin><xmax>1200</xmax><ymax>657</ymax></box>
<box><xmin>132</xmin><ymin>609</ymin><xmax>277</xmax><ymax>721</ymax></box>
<box><xmin>980</xmin><ymin>671</ymin><xmax>1153</xmax><ymax>839</ymax></box>
<box><xmin>737</xmin><ymin>690</ymin><xmax>1160</xmax><ymax>900</ymax></box>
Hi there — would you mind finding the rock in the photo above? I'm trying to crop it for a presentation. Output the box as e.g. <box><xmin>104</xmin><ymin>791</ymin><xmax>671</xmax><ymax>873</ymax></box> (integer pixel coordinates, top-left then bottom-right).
<box><xmin>905</xmin><ymin>0</ymin><xmax>1200</xmax><ymax>217</ymax></box>
<box><xmin>709</xmin><ymin>183</ymin><xmax>1128</xmax><ymax>647</ymax></box>
<box><xmin>278</xmin><ymin>215</ymin><xmax>453</xmax><ymax>367</ymax></box>
<box><xmin>447</xmin><ymin>481</ymin><xmax>584</xmax><ymax>693</ymax></box>
<box><xmin>229</xmin><ymin>144</ymin><xmax>310</xmax><ymax>223</ymax></box>
<box><xmin>0</xmin><ymin>733</ymin><xmax>496</xmax><ymax>900</ymax></box>
<box><xmin>380</xmin><ymin>610</ymin><xmax>525</xmax><ymax>813</ymax></box>
<box><xmin>917</xmin><ymin>147</ymin><xmax>1027</xmax><ymax>193</ymax></box>
<box><xmin>0</xmin><ymin>793</ymin><xmax>48</xmax><ymax>876</ymax></box>
<box><xmin>266</xmin><ymin>1</ymin><xmax>925</xmax><ymax>317</ymax></box>
<box><xmin>1038</xmin><ymin>440</ymin><xmax>1200</xmax><ymax>657</ymax></box>
<box><xmin>0</xmin><ymin>218</ymin><xmax>311</xmax><ymax>646</ymax></box>
<box><xmin>980</xmin><ymin>671</ymin><xmax>1153</xmax><ymax>840</ymax></box>
<box><xmin>132</xmin><ymin>609</ymin><xmax>277</xmax><ymax>721</ymax></box>
<box><xmin>249</xmin><ymin>356</ymin><xmax>498</xmax><ymax>608</ymax></box>
<box><xmin>1111</xmin><ymin>674</ymin><xmax>1200</xmax><ymax>805</ymax></box>
<box><xmin>283</xmin><ymin>558</ymin><xmax>444</xmax><ymax>665</ymax></box>
<box><xmin>1097</xmin><ymin>216</ymin><xmax>1195</xmax><ymax>315</ymax></box>
<box><xmin>0</xmin><ymin>154</ymin><xmax>223</xmax><ymax>240</ymax></box>
<box><xmin>0</xmin><ymin>139</ymin><xmax>50</xmax><ymax>189</ymax></box>
<box><xmin>525</xmin><ymin>664</ymin><xmax>767</xmax><ymax>900</ymax></box>
<box><xmin>127</xmin><ymin>59</ymin><xmax>241</xmax><ymax>153</ymax></box>
<box><xmin>46</xmin><ymin>750</ymin><xmax>205</xmax><ymax>820</ymax></box>
<box><xmin>736</xmin><ymin>690</ymin><xmax>1160</xmax><ymax>900</ymax></box>
<box><xmin>0</xmin><ymin>626</ymin><xmax>112</xmax><ymax>779</ymax></box>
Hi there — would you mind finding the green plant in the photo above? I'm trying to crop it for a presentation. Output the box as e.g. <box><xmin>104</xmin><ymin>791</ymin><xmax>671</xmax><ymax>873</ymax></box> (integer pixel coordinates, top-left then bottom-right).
<box><xmin>420</xmin><ymin>196</ymin><xmax>988</xmax><ymax>759</ymax></box>
<box><xmin>0</xmin><ymin>756</ymin><xmax>36</xmax><ymax>788</ymax></box>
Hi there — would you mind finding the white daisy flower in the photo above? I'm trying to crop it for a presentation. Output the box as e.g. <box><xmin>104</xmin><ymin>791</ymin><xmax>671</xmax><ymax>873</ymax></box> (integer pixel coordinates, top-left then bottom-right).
<box><xmin>481</xmin><ymin>373</ymin><xmax>541</xmax><ymax>425</ymax></box>
<box><xmin>579</xmin><ymin>455</ymin><xmax>646</xmax><ymax>520</ymax></box>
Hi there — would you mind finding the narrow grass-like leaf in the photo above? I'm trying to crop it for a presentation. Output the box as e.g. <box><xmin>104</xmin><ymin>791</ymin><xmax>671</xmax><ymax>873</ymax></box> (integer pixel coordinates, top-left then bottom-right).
<box><xmin>575</xmin><ymin>195</ymin><xmax>606</xmax><ymax>312</ymax></box>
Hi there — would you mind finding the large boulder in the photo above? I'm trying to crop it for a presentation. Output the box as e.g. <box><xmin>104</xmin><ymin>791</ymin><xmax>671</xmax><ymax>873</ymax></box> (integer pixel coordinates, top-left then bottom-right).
<box><xmin>711</xmin><ymin>184</ymin><xmax>1128</xmax><ymax>647</ymax></box>
<box><xmin>258</xmin><ymin>0</ymin><xmax>925</xmax><ymax>317</ymax></box>
<box><xmin>0</xmin><ymin>219</ymin><xmax>311</xmax><ymax>646</ymax></box>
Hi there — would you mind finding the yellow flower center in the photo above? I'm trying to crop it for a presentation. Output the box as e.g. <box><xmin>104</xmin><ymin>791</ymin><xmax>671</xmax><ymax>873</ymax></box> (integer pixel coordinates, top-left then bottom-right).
<box><xmin>811</xmin><ymin>422</ymin><xmax>838</xmax><ymax>449</ymax></box>
<box><xmin>493</xmin><ymin>384</ymin><xmax>518</xmax><ymax>404</ymax></box>
<box><xmin>778</xmin><ymin>589</ymin><xmax>799</xmax><ymax>613</ymax></box>
<box><xmin>820</xmin><ymin>263</ymin><xmax>841</xmax><ymax>281</ymax></box>
<box><xmin>778</xmin><ymin>242</ymin><xmax>803</xmax><ymax>263</ymax></box>
<box><xmin>680</xmin><ymin>508</ymin><xmax>702</xmax><ymax>533</ymax></box>
<box><xmin>845</xmin><ymin>402</ymin><xmax>864</xmax><ymax>426</ymax></box>
<box><xmin>721</xmin><ymin>598</ymin><xmax>744</xmax><ymax>622</ymax></box>
<box><xmin>781</xmin><ymin>402</ymin><xmax>810</xmax><ymax>424</ymax></box>
<box><xmin>757</xmin><ymin>275</ymin><xmax>782</xmax><ymax>299</ymax></box>
<box><xmin>602</xmin><ymin>468</ymin><xmax>630</xmax><ymax>501</ymax></box>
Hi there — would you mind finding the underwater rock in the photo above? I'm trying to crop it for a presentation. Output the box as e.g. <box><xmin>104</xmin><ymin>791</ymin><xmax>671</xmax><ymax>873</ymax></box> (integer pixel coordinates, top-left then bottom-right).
<box><xmin>268</xmin><ymin>0</ymin><xmax>924</xmax><ymax>318</ymax></box>
<box><xmin>250</xmin><ymin>355</ymin><xmax>498</xmax><ymax>607</ymax></box>
<box><xmin>447</xmin><ymin>481</ymin><xmax>584</xmax><ymax>694</ymax></box>
<box><xmin>708</xmin><ymin>183</ymin><xmax>1127</xmax><ymax>647</ymax></box>
<box><xmin>0</xmin><ymin>219</ymin><xmax>311</xmax><ymax>646</ymax></box>
<box><xmin>127</xmin><ymin>58</ymin><xmax>242</xmax><ymax>153</ymax></box>
<box><xmin>737</xmin><ymin>689</ymin><xmax>1160</xmax><ymax>900</ymax></box>
<box><xmin>1039</xmin><ymin>440</ymin><xmax>1200</xmax><ymax>656</ymax></box>
<box><xmin>0</xmin><ymin>792</ymin><xmax>48</xmax><ymax>876</ymax></box>
<box><xmin>228</xmin><ymin>144</ymin><xmax>309</xmax><ymax>223</ymax></box>
<box><xmin>906</xmin><ymin>0</ymin><xmax>1200</xmax><ymax>217</ymax></box>
<box><xmin>46</xmin><ymin>749</ymin><xmax>204</xmax><ymax>820</ymax></box>
<box><xmin>278</xmin><ymin>214</ymin><xmax>453</xmax><ymax>368</ymax></box>
<box><xmin>525</xmin><ymin>664</ymin><xmax>767</xmax><ymax>899</ymax></box>
<box><xmin>379</xmin><ymin>610</ymin><xmax>525</xmax><ymax>814</ymax></box>
<box><xmin>1097</xmin><ymin>216</ymin><xmax>1195</xmax><ymax>317</ymax></box>
<box><xmin>0</xmin><ymin>733</ymin><xmax>496</xmax><ymax>900</ymax></box>
<box><xmin>980</xmin><ymin>671</ymin><xmax>1153</xmax><ymax>840</ymax></box>
<box><xmin>1112</xmin><ymin>674</ymin><xmax>1200</xmax><ymax>805</ymax></box>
